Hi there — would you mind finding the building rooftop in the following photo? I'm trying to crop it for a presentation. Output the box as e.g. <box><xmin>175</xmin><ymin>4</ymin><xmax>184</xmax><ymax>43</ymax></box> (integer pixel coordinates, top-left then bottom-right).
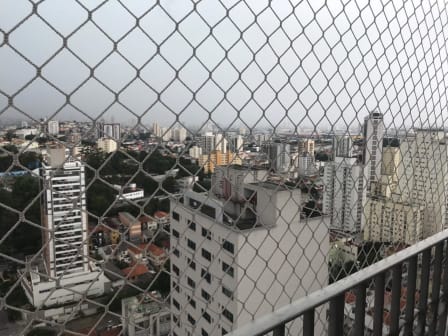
<box><xmin>122</xmin><ymin>263</ymin><xmax>149</xmax><ymax>278</ymax></box>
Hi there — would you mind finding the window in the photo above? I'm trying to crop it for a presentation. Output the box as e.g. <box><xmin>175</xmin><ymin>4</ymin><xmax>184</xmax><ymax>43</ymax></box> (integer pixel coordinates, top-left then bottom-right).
<box><xmin>189</xmin><ymin>298</ymin><xmax>196</xmax><ymax>308</ymax></box>
<box><xmin>201</xmin><ymin>289</ymin><xmax>211</xmax><ymax>302</ymax></box>
<box><xmin>172</xmin><ymin>229</ymin><xmax>179</xmax><ymax>238</ymax></box>
<box><xmin>222</xmin><ymin>262</ymin><xmax>234</xmax><ymax>277</ymax></box>
<box><xmin>188</xmin><ymin>258</ymin><xmax>196</xmax><ymax>270</ymax></box>
<box><xmin>202</xmin><ymin>227</ymin><xmax>211</xmax><ymax>240</ymax></box>
<box><xmin>187</xmin><ymin>314</ymin><xmax>196</xmax><ymax>326</ymax></box>
<box><xmin>202</xmin><ymin>248</ymin><xmax>212</xmax><ymax>261</ymax></box>
<box><xmin>173</xmin><ymin>299</ymin><xmax>180</xmax><ymax>310</ymax></box>
<box><xmin>222</xmin><ymin>328</ymin><xmax>228</xmax><ymax>335</ymax></box>
<box><xmin>187</xmin><ymin>277</ymin><xmax>196</xmax><ymax>289</ymax></box>
<box><xmin>172</xmin><ymin>211</ymin><xmax>180</xmax><ymax>221</ymax></box>
<box><xmin>173</xmin><ymin>282</ymin><xmax>179</xmax><ymax>292</ymax></box>
<box><xmin>172</xmin><ymin>264</ymin><xmax>179</xmax><ymax>276</ymax></box>
<box><xmin>187</xmin><ymin>239</ymin><xmax>196</xmax><ymax>251</ymax></box>
<box><xmin>222</xmin><ymin>286</ymin><xmax>233</xmax><ymax>299</ymax></box>
<box><xmin>222</xmin><ymin>309</ymin><xmax>233</xmax><ymax>323</ymax></box>
<box><xmin>201</xmin><ymin>329</ymin><xmax>209</xmax><ymax>336</ymax></box>
<box><xmin>188</xmin><ymin>220</ymin><xmax>196</xmax><ymax>231</ymax></box>
<box><xmin>223</xmin><ymin>240</ymin><xmax>234</xmax><ymax>254</ymax></box>
<box><xmin>173</xmin><ymin>248</ymin><xmax>180</xmax><ymax>257</ymax></box>
<box><xmin>203</xmin><ymin>311</ymin><xmax>211</xmax><ymax>323</ymax></box>
<box><xmin>201</xmin><ymin>269</ymin><xmax>211</xmax><ymax>283</ymax></box>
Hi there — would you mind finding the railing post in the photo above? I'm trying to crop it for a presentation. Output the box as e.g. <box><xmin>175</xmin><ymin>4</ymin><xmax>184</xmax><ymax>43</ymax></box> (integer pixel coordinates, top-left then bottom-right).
<box><xmin>303</xmin><ymin>309</ymin><xmax>314</xmax><ymax>336</ymax></box>
<box><xmin>429</xmin><ymin>242</ymin><xmax>443</xmax><ymax>334</ymax></box>
<box><xmin>354</xmin><ymin>282</ymin><xmax>366</xmax><ymax>336</ymax></box>
<box><xmin>404</xmin><ymin>256</ymin><xmax>417</xmax><ymax>336</ymax></box>
<box><xmin>389</xmin><ymin>264</ymin><xmax>402</xmax><ymax>336</ymax></box>
<box><xmin>437</xmin><ymin>241</ymin><xmax>448</xmax><ymax>336</ymax></box>
<box><xmin>329</xmin><ymin>294</ymin><xmax>345</xmax><ymax>336</ymax></box>
<box><xmin>273</xmin><ymin>324</ymin><xmax>285</xmax><ymax>336</ymax></box>
<box><xmin>373</xmin><ymin>273</ymin><xmax>385</xmax><ymax>336</ymax></box>
<box><xmin>417</xmin><ymin>248</ymin><xmax>431</xmax><ymax>336</ymax></box>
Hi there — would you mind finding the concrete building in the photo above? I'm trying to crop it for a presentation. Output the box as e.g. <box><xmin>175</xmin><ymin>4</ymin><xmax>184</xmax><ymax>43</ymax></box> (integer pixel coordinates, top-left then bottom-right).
<box><xmin>113</xmin><ymin>183</ymin><xmax>144</xmax><ymax>201</ymax></box>
<box><xmin>333</xmin><ymin>135</ymin><xmax>353</xmax><ymax>158</ymax></box>
<box><xmin>363</xmin><ymin>198</ymin><xmax>425</xmax><ymax>245</ymax></box>
<box><xmin>14</xmin><ymin>128</ymin><xmax>38</xmax><ymax>139</ymax></box>
<box><xmin>298</xmin><ymin>139</ymin><xmax>315</xmax><ymax>156</ymax></box>
<box><xmin>48</xmin><ymin>120</ymin><xmax>59</xmax><ymax>136</ymax></box>
<box><xmin>122</xmin><ymin>292</ymin><xmax>170</xmax><ymax>336</ymax></box>
<box><xmin>199</xmin><ymin>132</ymin><xmax>215</xmax><ymax>155</ymax></box>
<box><xmin>188</xmin><ymin>145</ymin><xmax>202</xmax><ymax>159</ymax></box>
<box><xmin>173</xmin><ymin>127</ymin><xmax>187</xmax><ymax>143</ymax></box>
<box><xmin>170</xmin><ymin>166</ymin><xmax>329</xmax><ymax>336</ymax></box>
<box><xmin>198</xmin><ymin>151</ymin><xmax>242</xmax><ymax>174</ymax></box>
<box><xmin>97</xmin><ymin>137</ymin><xmax>118</xmax><ymax>153</ymax></box>
<box><xmin>20</xmin><ymin>147</ymin><xmax>110</xmax><ymax>313</ymax></box>
<box><xmin>161</xmin><ymin>127</ymin><xmax>171</xmax><ymax>142</ymax></box>
<box><xmin>363</xmin><ymin>112</ymin><xmax>385</xmax><ymax>195</ymax></box>
<box><xmin>323</xmin><ymin>157</ymin><xmax>365</xmax><ymax>233</ymax></box>
<box><xmin>298</xmin><ymin>152</ymin><xmax>315</xmax><ymax>176</ymax></box>
<box><xmin>103</xmin><ymin>123</ymin><xmax>121</xmax><ymax>141</ymax></box>
<box><xmin>152</xmin><ymin>122</ymin><xmax>162</xmax><ymax>138</ymax></box>
<box><xmin>229</xmin><ymin>135</ymin><xmax>244</xmax><ymax>153</ymax></box>
<box><xmin>266</xmin><ymin>142</ymin><xmax>291</xmax><ymax>174</ymax></box>
<box><xmin>396</xmin><ymin>129</ymin><xmax>448</xmax><ymax>237</ymax></box>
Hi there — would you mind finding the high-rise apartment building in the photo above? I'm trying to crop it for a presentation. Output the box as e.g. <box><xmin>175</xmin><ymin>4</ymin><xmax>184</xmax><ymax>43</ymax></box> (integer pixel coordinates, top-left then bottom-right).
<box><xmin>20</xmin><ymin>147</ymin><xmax>109</xmax><ymax>310</ymax></box>
<box><xmin>396</xmin><ymin>129</ymin><xmax>448</xmax><ymax>237</ymax></box>
<box><xmin>97</xmin><ymin>137</ymin><xmax>118</xmax><ymax>153</ymax></box>
<box><xmin>174</xmin><ymin>127</ymin><xmax>187</xmax><ymax>143</ymax></box>
<box><xmin>48</xmin><ymin>120</ymin><xmax>59</xmax><ymax>136</ymax></box>
<box><xmin>152</xmin><ymin>122</ymin><xmax>162</xmax><ymax>138</ymax></box>
<box><xmin>229</xmin><ymin>135</ymin><xmax>244</xmax><ymax>153</ymax></box>
<box><xmin>170</xmin><ymin>166</ymin><xmax>329</xmax><ymax>336</ymax></box>
<box><xmin>214</xmin><ymin>133</ymin><xmax>228</xmax><ymax>154</ymax></box>
<box><xmin>189</xmin><ymin>145</ymin><xmax>202</xmax><ymax>159</ymax></box>
<box><xmin>161</xmin><ymin>127</ymin><xmax>171</xmax><ymax>141</ymax></box>
<box><xmin>364</xmin><ymin>198</ymin><xmax>425</xmax><ymax>245</ymax></box>
<box><xmin>333</xmin><ymin>135</ymin><xmax>353</xmax><ymax>158</ymax></box>
<box><xmin>298</xmin><ymin>139</ymin><xmax>315</xmax><ymax>156</ymax></box>
<box><xmin>298</xmin><ymin>152</ymin><xmax>315</xmax><ymax>176</ymax></box>
<box><xmin>266</xmin><ymin>142</ymin><xmax>291</xmax><ymax>174</ymax></box>
<box><xmin>323</xmin><ymin>157</ymin><xmax>365</xmax><ymax>233</ymax></box>
<box><xmin>103</xmin><ymin>123</ymin><xmax>121</xmax><ymax>141</ymax></box>
<box><xmin>363</xmin><ymin>112</ymin><xmax>385</xmax><ymax>195</ymax></box>
<box><xmin>200</xmin><ymin>132</ymin><xmax>215</xmax><ymax>155</ymax></box>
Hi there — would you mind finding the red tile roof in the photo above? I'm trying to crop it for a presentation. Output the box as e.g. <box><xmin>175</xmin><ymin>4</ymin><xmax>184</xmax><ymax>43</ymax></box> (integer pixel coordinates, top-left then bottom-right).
<box><xmin>154</xmin><ymin>211</ymin><xmax>169</xmax><ymax>219</ymax></box>
<box><xmin>122</xmin><ymin>263</ymin><xmax>149</xmax><ymax>278</ymax></box>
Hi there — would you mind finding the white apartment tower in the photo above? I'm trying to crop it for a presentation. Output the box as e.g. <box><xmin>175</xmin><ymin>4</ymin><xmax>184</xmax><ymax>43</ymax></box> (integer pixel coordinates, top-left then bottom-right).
<box><xmin>41</xmin><ymin>147</ymin><xmax>89</xmax><ymax>277</ymax></box>
<box><xmin>174</xmin><ymin>127</ymin><xmax>187</xmax><ymax>143</ymax></box>
<box><xmin>48</xmin><ymin>120</ymin><xmax>60</xmax><ymax>136</ymax></box>
<box><xmin>323</xmin><ymin>157</ymin><xmax>365</xmax><ymax>233</ymax></box>
<box><xmin>170</xmin><ymin>166</ymin><xmax>329</xmax><ymax>336</ymax></box>
<box><xmin>214</xmin><ymin>133</ymin><xmax>228</xmax><ymax>154</ymax></box>
<box><xmin>103</xmin><ymin>123</ymin><xmax>121</xmax><ymax>141</ymax></box>
<box><xmin>363</xmin><ymin>112</ymin><xmax>385</xmax><ymax>195</ymax></box>
<box><xmin>333</xmin><ymin>135</ymin><xmax>353</xmax><ymax>158</ymax></box>
<box><xmin>200</xmin><ymin>132</ymin><xmax>215</xmax><ymax>155</ymax></box>
<box><xmin>20</xmin><ymin>147</ymin><xmax>109</xmax><ymax>310</ymax></box>
<box><xmin>396</xmin><ymin>129</ymin><xmax>448</xmax><ymax>237</ymax></box>
<box><xmin>152</xmin><ymin>122</ymin><xmax>162</xmax><ymax>138</ymax></box>
<box><xmin>267</xmin><ymin>142</ymin><xmax>291</xmax><ymax>174</ymax></box>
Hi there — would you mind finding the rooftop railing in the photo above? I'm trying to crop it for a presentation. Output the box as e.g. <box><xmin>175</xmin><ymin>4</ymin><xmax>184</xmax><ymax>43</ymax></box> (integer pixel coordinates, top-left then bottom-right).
<box><xmin>229</xmin><ymin>228</ymin><xmax>448</xmax><ymax>336</ymax></box>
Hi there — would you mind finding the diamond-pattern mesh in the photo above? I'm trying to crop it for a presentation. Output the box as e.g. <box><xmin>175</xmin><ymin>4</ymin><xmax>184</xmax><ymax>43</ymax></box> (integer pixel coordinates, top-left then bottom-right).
<box><xmin>1</xmin><ymin>0</ymin><xmax>448</xmax><ymax>335</ymax></box>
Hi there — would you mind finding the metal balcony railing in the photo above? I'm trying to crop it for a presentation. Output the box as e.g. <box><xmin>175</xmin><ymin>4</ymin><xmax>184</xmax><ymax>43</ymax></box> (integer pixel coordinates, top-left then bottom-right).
<box><xmin>229</xmin><ymin>229</ymin><xmax>448</xmax><ymax>336</ymax></box>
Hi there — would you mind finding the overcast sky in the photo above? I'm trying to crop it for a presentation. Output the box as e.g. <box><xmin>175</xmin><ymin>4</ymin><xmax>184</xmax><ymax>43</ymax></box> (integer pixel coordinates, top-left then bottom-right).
<box><xmin>1</xmin><ymin>0</ymin><xmax>448</xmax><ymax>133</ymax></box>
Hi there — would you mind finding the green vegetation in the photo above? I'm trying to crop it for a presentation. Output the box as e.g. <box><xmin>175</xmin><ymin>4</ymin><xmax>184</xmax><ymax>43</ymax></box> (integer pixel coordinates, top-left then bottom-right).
<box><xmin>0</xmin><ymin>176</ymin><xmax>42</xmax><ymax>256</ymax></box>
<box><xmin>85</xmin><ymin>148</ymin><xmax>203</xmax><ymax>217</ymax></box>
